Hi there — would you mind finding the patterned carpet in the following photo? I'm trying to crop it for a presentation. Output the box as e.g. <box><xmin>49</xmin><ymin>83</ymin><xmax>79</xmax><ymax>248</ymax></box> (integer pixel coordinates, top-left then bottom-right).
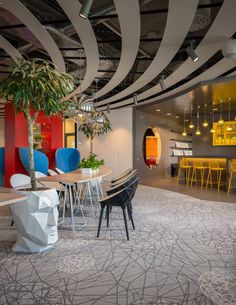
<box><xmin>0</xmin><ymin>185</ymin><xmax>236</xmax><ymax>305</ymax></box>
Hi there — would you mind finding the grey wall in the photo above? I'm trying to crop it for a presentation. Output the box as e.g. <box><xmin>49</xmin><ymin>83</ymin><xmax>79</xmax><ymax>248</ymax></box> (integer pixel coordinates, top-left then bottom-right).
<box><xmin>192</xmin><ymin>112</ymin><xmax>236</xmax><ymax>157</ymax></box>
<box><xmin>133</xmin><ymin>109</ymin><xmax>191</xmax><ymax>181</ymax></box>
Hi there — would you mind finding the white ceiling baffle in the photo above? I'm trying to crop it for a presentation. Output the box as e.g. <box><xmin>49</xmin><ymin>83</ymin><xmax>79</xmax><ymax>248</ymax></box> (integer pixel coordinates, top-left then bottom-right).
<box><xmin>0</xmin><ymin>35</ymin><xmax>22</xmax><ymax>62</ymax></box>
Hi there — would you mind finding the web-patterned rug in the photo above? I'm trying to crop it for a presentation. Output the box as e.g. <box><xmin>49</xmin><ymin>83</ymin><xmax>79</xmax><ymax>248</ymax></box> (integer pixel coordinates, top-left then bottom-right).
<box><xmin>0</xmin><ymin>185</ymin><xmax>236</xmax><ymax>305</ymax></box>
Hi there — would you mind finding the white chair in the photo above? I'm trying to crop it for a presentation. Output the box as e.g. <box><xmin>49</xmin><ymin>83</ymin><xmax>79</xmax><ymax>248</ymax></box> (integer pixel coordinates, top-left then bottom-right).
<box><xmin>55</xmin><ymin>168</ymin><xmax>64</xmax><ymax>174</ymax></box>
<box><xmin>35</xmin><ymin>171</ymin><xmax>66</xmax><ymax>193</ymax></box>
<box><xmin>10</xmin><ymin>174</ymin><xmax>31</xmax><ymax>190</ymax></box>
<box><xmin>48</xmin><ymin>169</ymin><xmax>58</xmax><ymax>176</ymax></box>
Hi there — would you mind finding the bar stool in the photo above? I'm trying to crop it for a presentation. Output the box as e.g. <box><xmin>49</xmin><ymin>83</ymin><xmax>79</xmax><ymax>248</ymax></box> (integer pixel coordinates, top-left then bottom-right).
<box><xmin>206</xmin><ymin>161</ymin><xmax>226</xmax><ymax>192</ymax></box>
<box><xmin>227</xmin><ymin>160</ymin><xmax>236</xmax><ymax>194</ymax></box>
<box><xmin>177</xmin><ymin>158</ymin><xmax>192</xmax><ymax>187</ymax></box>
<box><xmin>190</xmin><ymin>161</ymin><xmax>208</xmax><ymax>188</ymax></box>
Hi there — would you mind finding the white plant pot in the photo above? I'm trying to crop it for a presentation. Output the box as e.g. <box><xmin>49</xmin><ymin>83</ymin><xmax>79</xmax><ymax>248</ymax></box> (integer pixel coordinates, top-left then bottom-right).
<box><xmin>11</xmin><ymin>188</ymin><xmax>59</xmax><ymax>253</ymax></box>
<box><xmin>81</xmin><ymin>168</ymin><xmax>93</xmax><ymax>174</ymax></box>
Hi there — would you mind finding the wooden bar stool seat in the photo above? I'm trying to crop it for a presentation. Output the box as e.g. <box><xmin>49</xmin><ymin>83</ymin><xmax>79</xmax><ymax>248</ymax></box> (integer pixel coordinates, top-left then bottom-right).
<box><xmin>227</xmin><ymin>160</ymin><xmax>236</xmax><ymax>194</ymax></box>
<box><xmin>206</xmin><ymin>161</ymin><xmax>226</xmax><ymax>192</ymax></box>
<box><xmin>177</xmin><ymin>159</ymin><xmax>192</xmax><ymax>187</ymax></box>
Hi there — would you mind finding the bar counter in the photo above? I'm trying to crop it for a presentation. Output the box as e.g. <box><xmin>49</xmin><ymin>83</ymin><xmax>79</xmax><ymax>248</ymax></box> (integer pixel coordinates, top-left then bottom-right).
<box><xmin>178</xmin><ymin>157</ymin><xmax>236</xmax><ymax>185</ymax></box>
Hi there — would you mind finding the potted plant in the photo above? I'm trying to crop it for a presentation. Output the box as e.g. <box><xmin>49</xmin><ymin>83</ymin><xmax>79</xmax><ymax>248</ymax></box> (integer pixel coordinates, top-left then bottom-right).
<box><xmin>0</xmin><ymin>58</ymin><xmax>75</xmax><ymax>252</ymax></box>
<box><xmin>79</xmin><ymin>153</ymin><xmax>104</xmax><ymax>174</ymax></box>
<box><xmin>34</xmin><ymin>134</ymin><xmax>44</xmax><ymax>150</ymax></box>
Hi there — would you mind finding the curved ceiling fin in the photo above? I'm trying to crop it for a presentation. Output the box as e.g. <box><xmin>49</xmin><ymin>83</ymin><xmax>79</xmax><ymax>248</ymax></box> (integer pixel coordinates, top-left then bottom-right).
<box><xmin>95</xmin><ymin>0</ymin><xmax>140</xmax><ymax>99</ymax></box>
<box><xmin>0</xmin><ymin>0</ymin><xmax>65</xmax><ymax>72</ymax></box>
<box><xmin>112</xmin><ymin>0</ymin><xmax>236</xmax><ymax>109</ymax></box>
<box><xmin>0</xmin><ymin>35</ymin><xmax>22</xmax><ymax>62</ymax></box>
<box><xmin>96</xmin><ymin>0</ymin><xmax>199</xmax><ymax>107</ymax></box>
<box><xmin>57</xmin><ymin>0</ymin><xmax>99</xmax><ymax>99</ymax></box>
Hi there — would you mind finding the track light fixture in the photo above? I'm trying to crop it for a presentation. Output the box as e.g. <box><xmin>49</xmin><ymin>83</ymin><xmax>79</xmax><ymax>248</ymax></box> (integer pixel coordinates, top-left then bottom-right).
<box><xmin>159</xmin><ymin>75</ymin><xmax>165</xmax><ymax>90</ymax></box>
<box><xmin>186</xmin><ymin>40</ymin><xmax>199</xmax><ymax>62</ymax></box>
<box><xmin>133</xmin><ymin>93</ymin><xmax>138</xmax><ymax>106</ymax></box>
<box><xmin>79</xmin><ymin>0</ymin><xmax>94</xmax><ymax>19</ymax></box>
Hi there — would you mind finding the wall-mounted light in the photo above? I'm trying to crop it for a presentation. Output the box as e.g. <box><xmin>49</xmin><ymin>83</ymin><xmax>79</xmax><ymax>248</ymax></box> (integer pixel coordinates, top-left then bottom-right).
<box><xmin>195</xmin><ymin>105</ymin><xmax>201</xmax><ymax>135</ymax></box>
<box><xmin>159</xmin><ymin>75</ymin><xmax>165</xmax><ymax>90</ymax></box>
<box><xmin>189</xmin><ymin>107</ymin><xmax>194</xmax><ymax>129</ymax></box>
<box><xmin>186</xmin><ymin>40</ymin><xmax>199</xmax><ymax>62</ymax></box>
<box><xmin>79</xmin><ymin>0</ymin><xmax>94</xmax><ymax>19</ymax></box>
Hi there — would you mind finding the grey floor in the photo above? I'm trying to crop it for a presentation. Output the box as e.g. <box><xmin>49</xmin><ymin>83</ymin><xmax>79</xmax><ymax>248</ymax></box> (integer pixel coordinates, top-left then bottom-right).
<box><xmin>0</xmin><ymin>184</ymin><xmax>236</xmax><ymax>305</ymax></box>
<box><xmin>141</xmin><ymin>176</ymin><xmax>236</xmax><ymax>204</ymax></box>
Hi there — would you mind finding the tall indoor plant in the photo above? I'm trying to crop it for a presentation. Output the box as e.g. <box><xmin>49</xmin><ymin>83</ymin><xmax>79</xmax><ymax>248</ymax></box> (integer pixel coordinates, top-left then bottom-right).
<box><xmin>0</xmin><ymin>58</ymin><xmax>75</xmax><ymax>190</ymax></box>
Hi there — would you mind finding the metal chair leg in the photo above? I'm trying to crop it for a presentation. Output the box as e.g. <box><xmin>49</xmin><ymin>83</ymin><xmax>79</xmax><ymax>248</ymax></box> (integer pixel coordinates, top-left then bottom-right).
<box><xmin>122</xmin><ymin>208</ymin><xmax>129</xmax><ymax>241</ymax></box>
<box><xmin>97</xmin><ymin>206</ymin><xmax>105</xmax><ymax>238</ymax></box>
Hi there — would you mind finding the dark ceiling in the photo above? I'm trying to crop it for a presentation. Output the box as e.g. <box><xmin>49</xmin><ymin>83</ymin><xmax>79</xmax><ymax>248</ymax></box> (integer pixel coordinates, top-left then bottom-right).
<box><xmin>0</xmin><ymin>0</ymin><xmax>235</xmax><ymax>117</ymax></box>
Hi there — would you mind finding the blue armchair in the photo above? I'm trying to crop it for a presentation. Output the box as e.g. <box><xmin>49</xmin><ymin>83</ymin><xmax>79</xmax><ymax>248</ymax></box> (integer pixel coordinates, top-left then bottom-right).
<box><xmin>55</xmin><ymin>148</ymin><xmax>80</xmax><ymax>173</ymax></box>
<box><xmin>19</xmin><ymin>147</ymin><xmax>49</xmax><ymax>175</ymax></box>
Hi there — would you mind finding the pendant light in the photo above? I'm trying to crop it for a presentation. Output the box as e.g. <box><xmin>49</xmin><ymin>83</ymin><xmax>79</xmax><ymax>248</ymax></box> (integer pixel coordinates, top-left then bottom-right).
<box><xmin>195</xmin><ymin>106</ymin><xmax>201</xmax><ymax>135</ymax></box>
<box><xmin>218</xmin><ymin>100</ymin><xmax>224</xmax><ymax>124</ymax></box>
<box><xmin>203</xmin><ymin>103</ymin><xmax>209</xmax><ymax>127</ymax></box>
<box><xmin>210</xmin><ymin>107</ymin><xmax>215</xmax><ymax>133</ymax></box>
<box><xmin>182</xmin><ymin>109</ymin><xmax>187</xmax><ymax>136</ymax></box>
<box><xmin>189</xmin><ymin>107</ymin><xmax>194</xmax><ymax>129</ymax></box>
<box><xmin>226</xmin><ymin>97</ymin><xmax>232</xmax><ymax>131</ymax></box>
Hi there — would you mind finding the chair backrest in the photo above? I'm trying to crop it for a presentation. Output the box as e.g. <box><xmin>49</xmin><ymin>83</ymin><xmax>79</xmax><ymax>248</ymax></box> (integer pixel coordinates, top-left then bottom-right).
<box><xmin>55</xmin><ymin>148</ymin><xmax>80</xmax><ymax>173</ymax></box>
<box><xmin>180</xmin><ymin>158</ymin><xmax>189</xmax><ymax>167</ymax></box>
<box><xmin>110</xmin><ymin>168</ymin><xmax>132</xmax><ymax>184</ymax></box>
<box><xmin>10</xmin><ymin>173</ymin><xmax>31</xmax><ymax>190</ymax></box>
<box><xmin>101</xmin><ymin>177</ymin><xmax>139</xmax><ymax>208</ymax></box>
<box><xmin>48</xmin><ymin>169</ymin><xmax>58</xmax><ymax>176</ymax></box>
<box><xmin>230</xmin><ymin>160</ymin><xmax>236</xmax><ymax>172</ymax></box>
<box><xmin>107</xmin><ymin>171</ymin><xmax>138</xmax><ymax>195</ymax></box>
<box><xmin>35</xmin><ymin>171</ymin><xmax>47</xmax><ymax>178</ymax></box>
<box><xmin>55</xmin><ymin>167</ymin><xmax>65</xmax><ymax>174</ymax></box>
<box><xmin>19</xmin><ymin>147</ymin><xmax>49</xmax><ymax>175</ymax></box>
<box><xmin>209</xmin><ymin>161</ymin><xmax>219</xmax><ymax>169</ymax></box>
<box><xmin>193</xmin><ymin>160</ymin><xmax>203</xmax><ymax>167</ymax></box>
<box><xmin>110</xmin><ymin>169</ymin><xmax>137</xmax><ymax>188</ymax></box>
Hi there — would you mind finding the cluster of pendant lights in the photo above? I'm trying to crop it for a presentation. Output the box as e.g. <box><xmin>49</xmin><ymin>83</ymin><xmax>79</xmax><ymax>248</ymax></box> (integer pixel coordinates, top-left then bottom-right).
<box><xmin>182</xmin><ymin>97</ymin><xmax>233</xmax><ymax>136</ymax></box>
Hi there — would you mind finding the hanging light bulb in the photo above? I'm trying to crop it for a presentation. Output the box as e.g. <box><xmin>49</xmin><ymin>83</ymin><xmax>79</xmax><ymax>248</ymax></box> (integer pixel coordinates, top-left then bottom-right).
<box><xmin>189</xmin><ymin>107</ymin><xmax>194</xmax><ymax>129</ymax></box>
<box><xmin>195</xmin><ymin>105</ymin><xmax>201</xmax><ymax>135</ymax></box>
<box><xmin>210</xmin><ymin>105</ymin><xmax>215</xmax><ymax>133</ymax></box>
<box><xmin>218</xmin><ymin>100</ymin><xmax>224</xmax><ymax>124</ymax></box>
<box><xmin>203</xmin><ymin>103</ymin><xmax>209</xmax><ymax>127</ymax></box>
<box><xmin>226</xmin><ymin>97</ymin><xmax>232</xmax><ymax>131</ymax></box>
<box><xmin>182</xmin><ymin>109</ymin><xmax>187</xmax><ymax>136</ymax></box>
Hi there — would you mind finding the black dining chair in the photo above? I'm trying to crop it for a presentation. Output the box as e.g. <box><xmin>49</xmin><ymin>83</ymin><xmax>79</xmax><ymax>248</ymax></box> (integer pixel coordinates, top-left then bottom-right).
<box><xmin>97</xmin><ymin>177</ymin><xmax>139</xmax><ymax>240</ymax></box>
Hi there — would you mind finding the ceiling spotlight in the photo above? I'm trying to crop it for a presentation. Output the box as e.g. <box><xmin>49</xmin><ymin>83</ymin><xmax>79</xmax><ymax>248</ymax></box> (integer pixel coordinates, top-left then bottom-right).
<box><xmin>176</xmin><ymin>116</ymin><xmax>180</xmax><ymax>119</ymax></box>
<box><xmin>189</xmin><ymin>107</ymin><xmax>194</xmax><ymax>129</ymax></box>
<box><xmin>186</xmin><ymin>40</ymin><xmax>199</xmax><ymax>62</ymax></box>
<box><xmin>156</xmin><ymin>109</ymin><xmax>161</xmax><ymax>112</ymax></box>
<box><xmin>159</xmin><ymin>75</ymin><xmax>166</xmax><ymax>90</ymax></box>
<box><xmin>133</xmin><ymin>93</ymin><xmax>138</xmax><ymax>106</ymax></box>
<box><xmin>79</xmin><ymin>0</ymin><xmax>94</xmax><ymax>19</ymax></box>
<box><xmin>166</xmin><ymin>113</ymin><xmax>171</xmax><ymax>116</ymax></box>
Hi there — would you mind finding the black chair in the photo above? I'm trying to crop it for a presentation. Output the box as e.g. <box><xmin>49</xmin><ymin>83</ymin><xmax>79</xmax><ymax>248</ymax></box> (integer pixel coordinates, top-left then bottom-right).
<box><xmin>97</xmin><ymin>177</ymin><xmax>139</xmax><ymax>240</ymax></box>
<box><xmin>108</xmin><ymin>168</ymin><xmax>133</xmax><ymax>184</ymax></box>
<box><xmin>109</xmin><ymin>169</ymin><xmax>137</xmax><ymax>188</ymax></box>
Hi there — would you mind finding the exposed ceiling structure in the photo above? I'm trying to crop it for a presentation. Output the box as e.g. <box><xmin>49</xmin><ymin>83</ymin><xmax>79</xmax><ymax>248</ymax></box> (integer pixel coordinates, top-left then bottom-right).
<box><xmin>0</xmin><ymin>0</ymin><xmax>235</xmax><ymax>115</ymax></box>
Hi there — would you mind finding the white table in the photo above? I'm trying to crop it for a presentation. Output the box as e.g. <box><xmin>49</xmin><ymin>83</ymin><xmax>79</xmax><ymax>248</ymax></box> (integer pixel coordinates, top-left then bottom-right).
<box><xmin>0</xmin><ymin>187</ymin><xmax>26</xmax><ymax>206</ymax></box>
<box><xmin>38</xmin><ymin>167</ymin><xmax>112</xmax><ymax>232</ymax></box>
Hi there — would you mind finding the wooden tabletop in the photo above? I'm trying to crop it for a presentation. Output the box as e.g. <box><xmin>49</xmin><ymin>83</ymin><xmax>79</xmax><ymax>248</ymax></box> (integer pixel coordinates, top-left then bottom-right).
<box><xmin>37</xmin><ymin>167</ymin><xmax>112</xmax><ymax>184</ymax></box>
<box><xmin>0</xmin><ymin>187</ymin><xmax>27</xmax><ymax>207</ymax></box>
